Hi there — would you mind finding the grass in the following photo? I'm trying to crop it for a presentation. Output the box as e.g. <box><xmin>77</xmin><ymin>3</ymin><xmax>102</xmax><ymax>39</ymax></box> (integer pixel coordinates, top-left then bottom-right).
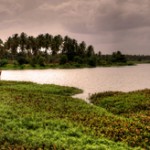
<box><xmin>0</xmin><ymin>81</ymin><xmax>148</xmax><ymax>149</ymax></box>
<box><xmin>89</xmin><ymin>90</ymin><xmax>150</xmax><ymax>120</ymax></box>
<box><xmin>90</xmin><ymin>90</ymin><xmax>150</xmax><ymax>149</ymax></box>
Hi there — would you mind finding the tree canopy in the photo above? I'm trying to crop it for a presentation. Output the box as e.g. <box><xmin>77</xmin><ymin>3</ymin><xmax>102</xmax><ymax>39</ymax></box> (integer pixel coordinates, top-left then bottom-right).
<box><xmin>0</xmin><ymin>32</ymin><xmax>147</xmax><ymax>68</ymax></box>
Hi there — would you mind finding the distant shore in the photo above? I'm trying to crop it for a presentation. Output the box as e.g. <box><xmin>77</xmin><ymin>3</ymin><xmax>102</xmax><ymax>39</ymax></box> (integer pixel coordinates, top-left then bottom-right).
<box><xmin>1</xmin><ymin>61</ymin><xmax>150</xmax><ymax>70</ymax></box>
<box><xmin>0</xmin><ymin>61</ymin><xmax>139</xmax><ymax>70</ymax></box>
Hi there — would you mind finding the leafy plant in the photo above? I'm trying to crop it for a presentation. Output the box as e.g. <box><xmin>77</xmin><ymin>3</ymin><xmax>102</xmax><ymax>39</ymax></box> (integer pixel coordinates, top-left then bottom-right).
<box><xmin>0</xmin><ymin>81</ymin><xmax>148</xmax><ymax>149</ymax></box>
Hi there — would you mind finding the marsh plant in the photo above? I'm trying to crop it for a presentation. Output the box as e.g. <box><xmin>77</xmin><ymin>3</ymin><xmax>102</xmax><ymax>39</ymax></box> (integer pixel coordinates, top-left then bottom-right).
<box><xmin>0</xmin><ymin>81</ymin><xmax>149</xmax><ymax>149</ymax></box>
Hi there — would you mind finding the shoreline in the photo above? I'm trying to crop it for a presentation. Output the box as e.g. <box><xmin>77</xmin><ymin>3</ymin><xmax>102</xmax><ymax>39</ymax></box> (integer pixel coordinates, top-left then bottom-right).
<box><xmin>1</xmin><ymin>61</ymin><xmax>150</xmax><ymax>70</ymax></box>
<box><xmin>0</xmin><ymin>62</ymin><xmax>137</xmax><ymax>70</ymax></box>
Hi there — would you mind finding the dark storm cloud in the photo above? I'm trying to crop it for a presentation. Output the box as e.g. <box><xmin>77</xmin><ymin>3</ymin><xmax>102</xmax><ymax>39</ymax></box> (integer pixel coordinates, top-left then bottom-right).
<box><xmin>0</xmin><ymin>0</ymin><xmax>43</xmax><ymax>29</ymax></box>
<box><xmin>59</xmin><ymin>0</ymin><xmax>150</xmax><ymax>33</ymax></box>
<box><xmin>0</xmin><ymin>0</ymin><xmax>150</xmax><ymax>54</ymax></box>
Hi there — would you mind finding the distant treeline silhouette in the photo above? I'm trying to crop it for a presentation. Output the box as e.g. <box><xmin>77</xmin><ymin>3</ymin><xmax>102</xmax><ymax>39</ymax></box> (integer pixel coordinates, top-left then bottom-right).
<box><xmin>0</xmin><ymin>32</ymin><xmax>150</xmax><ymax>67</ymax></box>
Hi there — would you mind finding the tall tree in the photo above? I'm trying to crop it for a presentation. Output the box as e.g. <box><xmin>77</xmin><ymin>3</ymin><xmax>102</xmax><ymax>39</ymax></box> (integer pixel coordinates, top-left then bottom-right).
<box><xmin>44</xmin><ymin>33</ymin><xmax>53</xmax><ymax>54</ymax></box>
<box><xmin>0</xmin><ymin>39</ymin><xmax>4</xmax><ymax>59</ymax></box>
<box><xmin>0</xmin><ymin>39</ymin><xmax>3</xmax><ymax>45</ymax></box>
<box><xmin>86</xmin><ymin>45</ymin><xmax>95</xmax><ymax>57</ymax></box>
<box><xmin>12</xmin><ymin>34</ymin><xmax>20</xmax><ymax>54</ymax></box>
<box><xmin>5</xmin><ymin>34</ymin><xmax>19</xmax><ymax>60</ymax></box>
<box><xmin>62</xmin><ymin>36</ymin><xmax>69</xmax><ymax>55</ymax></box>
<box><xmin>19</xmin><ymin>32</ymin><xmax>27</xmax><ymax>52</ymax></box>
<box><xmin>5</xmin><ymin>37</ymin><xmax>12</xmax><ymax>52</ymax></box>
<box><xmin>62</xmin><ymin>37</ymin><xmax>77</xmax><ymax>61</ymax></box>
<box><xmin>36</xmin><ymin>34</ymin><xmax>45</xmax><ymax>50</ymax></box>
<box><xmin>51</xmin><ymin>35</ymin><xmax>63</xmax><ymax>55</ymax></box>
<box><xmin>77</xmin><ymin>41</ymin><xmax>86</xmax><ymax>57</ymax></box>
<box><xmin>27</xmin><ymin>36</ymin><xmax>38</xmax><ymax>56</ymax></box>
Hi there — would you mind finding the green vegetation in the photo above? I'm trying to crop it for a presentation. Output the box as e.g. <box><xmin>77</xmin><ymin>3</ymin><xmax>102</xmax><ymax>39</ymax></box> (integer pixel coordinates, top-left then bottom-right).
<box><xmin>0</xmin><ymin>81</ymin><xmax>144</xmax><ymax>149</ymax></box>
<box><xmin>1</xmin><ymin>32</ymin><xmax>148</xmax><ymax>70</ymax></box>
<box><xmin>90</xmin><ymin>90</ymin><xmax>150</xmax><ymax>149</ymax></box>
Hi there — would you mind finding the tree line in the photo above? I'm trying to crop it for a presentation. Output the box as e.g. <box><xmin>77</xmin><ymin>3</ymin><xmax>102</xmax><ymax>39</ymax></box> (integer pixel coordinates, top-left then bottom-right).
<box><xmin>0</xmin><ymin>32</ymin><xmax>149</xmax><ymax>68</ymax></box>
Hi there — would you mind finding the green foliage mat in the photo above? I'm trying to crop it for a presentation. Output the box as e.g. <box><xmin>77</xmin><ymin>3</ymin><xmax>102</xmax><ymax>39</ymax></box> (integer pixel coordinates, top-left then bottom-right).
<box><xmin>90</xmin><ymin>90</ymin><xmax>150</xmax><ymax>149</ymax></box>
<box><xmin>0</xmin><ymin>81</ymin><xmax>145</xmax><ymax>149</ymax></box>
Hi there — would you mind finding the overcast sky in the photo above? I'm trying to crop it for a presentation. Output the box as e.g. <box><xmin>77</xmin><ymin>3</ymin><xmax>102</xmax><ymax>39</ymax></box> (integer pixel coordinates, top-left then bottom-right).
<box><xmin>1</xmin><ymin>0</ymin><xmax>150</xmax><ymax>54</ymax></box>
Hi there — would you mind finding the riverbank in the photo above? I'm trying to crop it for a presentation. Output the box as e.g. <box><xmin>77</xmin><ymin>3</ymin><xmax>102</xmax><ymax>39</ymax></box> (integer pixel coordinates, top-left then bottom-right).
<box><xmin>0</xmin><ymin>80</ymin><xmax>149</xmax><ymax>149</ymax></box>
<box><xmin>0</xmin><ymin>63</ymin><xmax>88</xmax><ymax>70</ymax></box>
<box><xmin>0</xmin><ymin>61</ymin><xmax>136</xmax><ymax>70</ymax></box>
<box><xmin>1</xmin><ymin>60</ymin><xmax>150</xmax><ymax>70</ymax></box>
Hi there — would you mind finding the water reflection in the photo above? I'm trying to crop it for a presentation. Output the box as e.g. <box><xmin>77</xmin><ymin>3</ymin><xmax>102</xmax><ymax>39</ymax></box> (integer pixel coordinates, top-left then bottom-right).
<box><xmin>2</xmin><ymin>64</ymin><xmax>150</xmax><ymax>101</ymax></box>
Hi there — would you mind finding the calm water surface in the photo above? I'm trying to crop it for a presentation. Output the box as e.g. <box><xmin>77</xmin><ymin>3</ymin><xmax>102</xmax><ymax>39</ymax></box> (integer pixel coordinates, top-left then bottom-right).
<box><xmin>2</xmin><ymin>64</ymin><xmax>150</xmax><ymax>102</ymax></box>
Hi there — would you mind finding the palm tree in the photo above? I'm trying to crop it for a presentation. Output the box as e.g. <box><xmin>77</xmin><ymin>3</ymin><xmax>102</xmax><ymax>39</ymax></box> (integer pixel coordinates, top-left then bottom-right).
<box><xmin>19</xmin><ymin>32</ymin><xmax>27</xmax><ymax>52</ymax></box>
<box><xmin>12</xmin><ymin>34</ymin><xmax>20</xmax><ymax>54</ymax></box>
<box><xmin>51</xmin><ymin>35</ymin><xmax>63</xmax><ymax>55</ymax></box>
<box><xmin>0</xmin><ymin>39</ymin><xmax>4</xmax><ymax>59</ymax></box>
<box><xmin>5</xmin><ymin>34</ymin><xmax>20</xmax><ymax>60</ymax></box>
<box><xmin>5</xmin><ymin>37</ymin><xmax>12</xmax><ymax>52</ymax></box>
<box><xmin>36</xmin><ymin>34</ymin><xmax>45</xmax><ymax>50</ymax></box>
<box><xmin>44</xmin><ymin>33</ymin><xmax>53</xmax><ymax>54</ymax></box>
<box><xmin>62</xmin><ymin>35</ymin><xmax>70</xmax><ymax>54</ymax></box>
<box><xmin>72</xmin><ymin>39</ymin><xmax>78</xmax><ymax>52</ymax></box>
<box><xmin>62</xmin><ymin>36</ymin><xmax>77</xmax><ymax>61</ymax></box>
<box><xmin>27</xmin><ymin>36</ymin><xmax>38</xmax><ymax>56</ymax></box>
<box><xmin>0</xmin><ymin>39</ymin><xmax>3</xmax><ymax>45</ymax></box>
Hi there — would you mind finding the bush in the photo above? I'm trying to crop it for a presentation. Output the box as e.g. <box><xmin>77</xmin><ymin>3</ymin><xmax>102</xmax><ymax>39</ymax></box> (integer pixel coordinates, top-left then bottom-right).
<box><xmin>87</xmin><ymin>57</ymin><xmax>97</xmax><ymax>67</ymax></box>
<box><xmin>17</xmin><ymin>57</ymin><xmax>28</xmax><ymax>65</ymax></box>
<box><xmin>111</xmin><ymin>51</ymin><xmax>127</xmax><ymax>63</ymax></box>
<box><xmin>59</xmin><ymin>55</ymin><xmax>68</xmax><ymax>65</ymax></box>
<box><xmin>74</xmin><ymin>56</ymin><xmax>83</xmax><ymax>64</ymax></box>
<box><xmin>38</xmin><ymin>56</ymin><xmax>46</xmax><ymax>66</ymax></box>
<box><xmin>17</xmin><ymin>54</ymin><xmax>29</xmax><ymax>65</ymax></box>
<box><xmin>0</xmin><ymin>59</ymin><xmax>8</xmax><ymax>67</ymax></box>
<box><xmin>29</xmin><ymin>58</ymin><xmax>36</xmax><ymax>67</ymax></box>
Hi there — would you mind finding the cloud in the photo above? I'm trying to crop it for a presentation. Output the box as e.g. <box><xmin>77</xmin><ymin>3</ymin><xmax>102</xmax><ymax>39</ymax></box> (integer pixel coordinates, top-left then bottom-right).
<box><xmin>0</xmin><ymin>0</ymin><xmax>150</xmax><ymax>54</ymax></box>
<box><xmin>55</xmin><ymin>0</ymin><xmax>150</xmax><ymax>33</ymax></box>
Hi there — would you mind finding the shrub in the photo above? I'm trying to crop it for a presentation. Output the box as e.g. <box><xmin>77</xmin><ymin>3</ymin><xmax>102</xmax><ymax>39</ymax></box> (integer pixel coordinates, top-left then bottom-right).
<box><xmin>17</xmin><ymin>56</ymin><xmax>28</xmax><ymax>65</ymax></box>
<box><xmin>29</xmin><ymin>58</ymin><xmax>36</xmax><ymax>67</ymax></box>
<box><xmin>74</xmin><ymin>56</ymin><xmax>83</xmax><ymax>64</ymax></box>
<box><xmin>0</xmin><ymin>59</ymin><xmax>8</xmax><ymax>67</ymax></box>
<box><xmin>59</xmin><ymin>55</ymin><xmax>68</xmax><ymax>65</ymax></box>
<box><xmin>87</xmin><ymin>57</ymin><xmax>97</xmax><ymax>67</ymax></box>
<box><xmin>38</xmin><ymin>56</ymin><xmax>46</xmax><ymax>66</ymax></box>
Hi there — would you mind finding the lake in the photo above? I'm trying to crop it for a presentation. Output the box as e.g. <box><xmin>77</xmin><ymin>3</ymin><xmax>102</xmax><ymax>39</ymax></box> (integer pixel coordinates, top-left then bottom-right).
<box><xmin>2</xmin><ymin>64</ymin><xmax>150</xmax><ymax>102</ymax></box>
